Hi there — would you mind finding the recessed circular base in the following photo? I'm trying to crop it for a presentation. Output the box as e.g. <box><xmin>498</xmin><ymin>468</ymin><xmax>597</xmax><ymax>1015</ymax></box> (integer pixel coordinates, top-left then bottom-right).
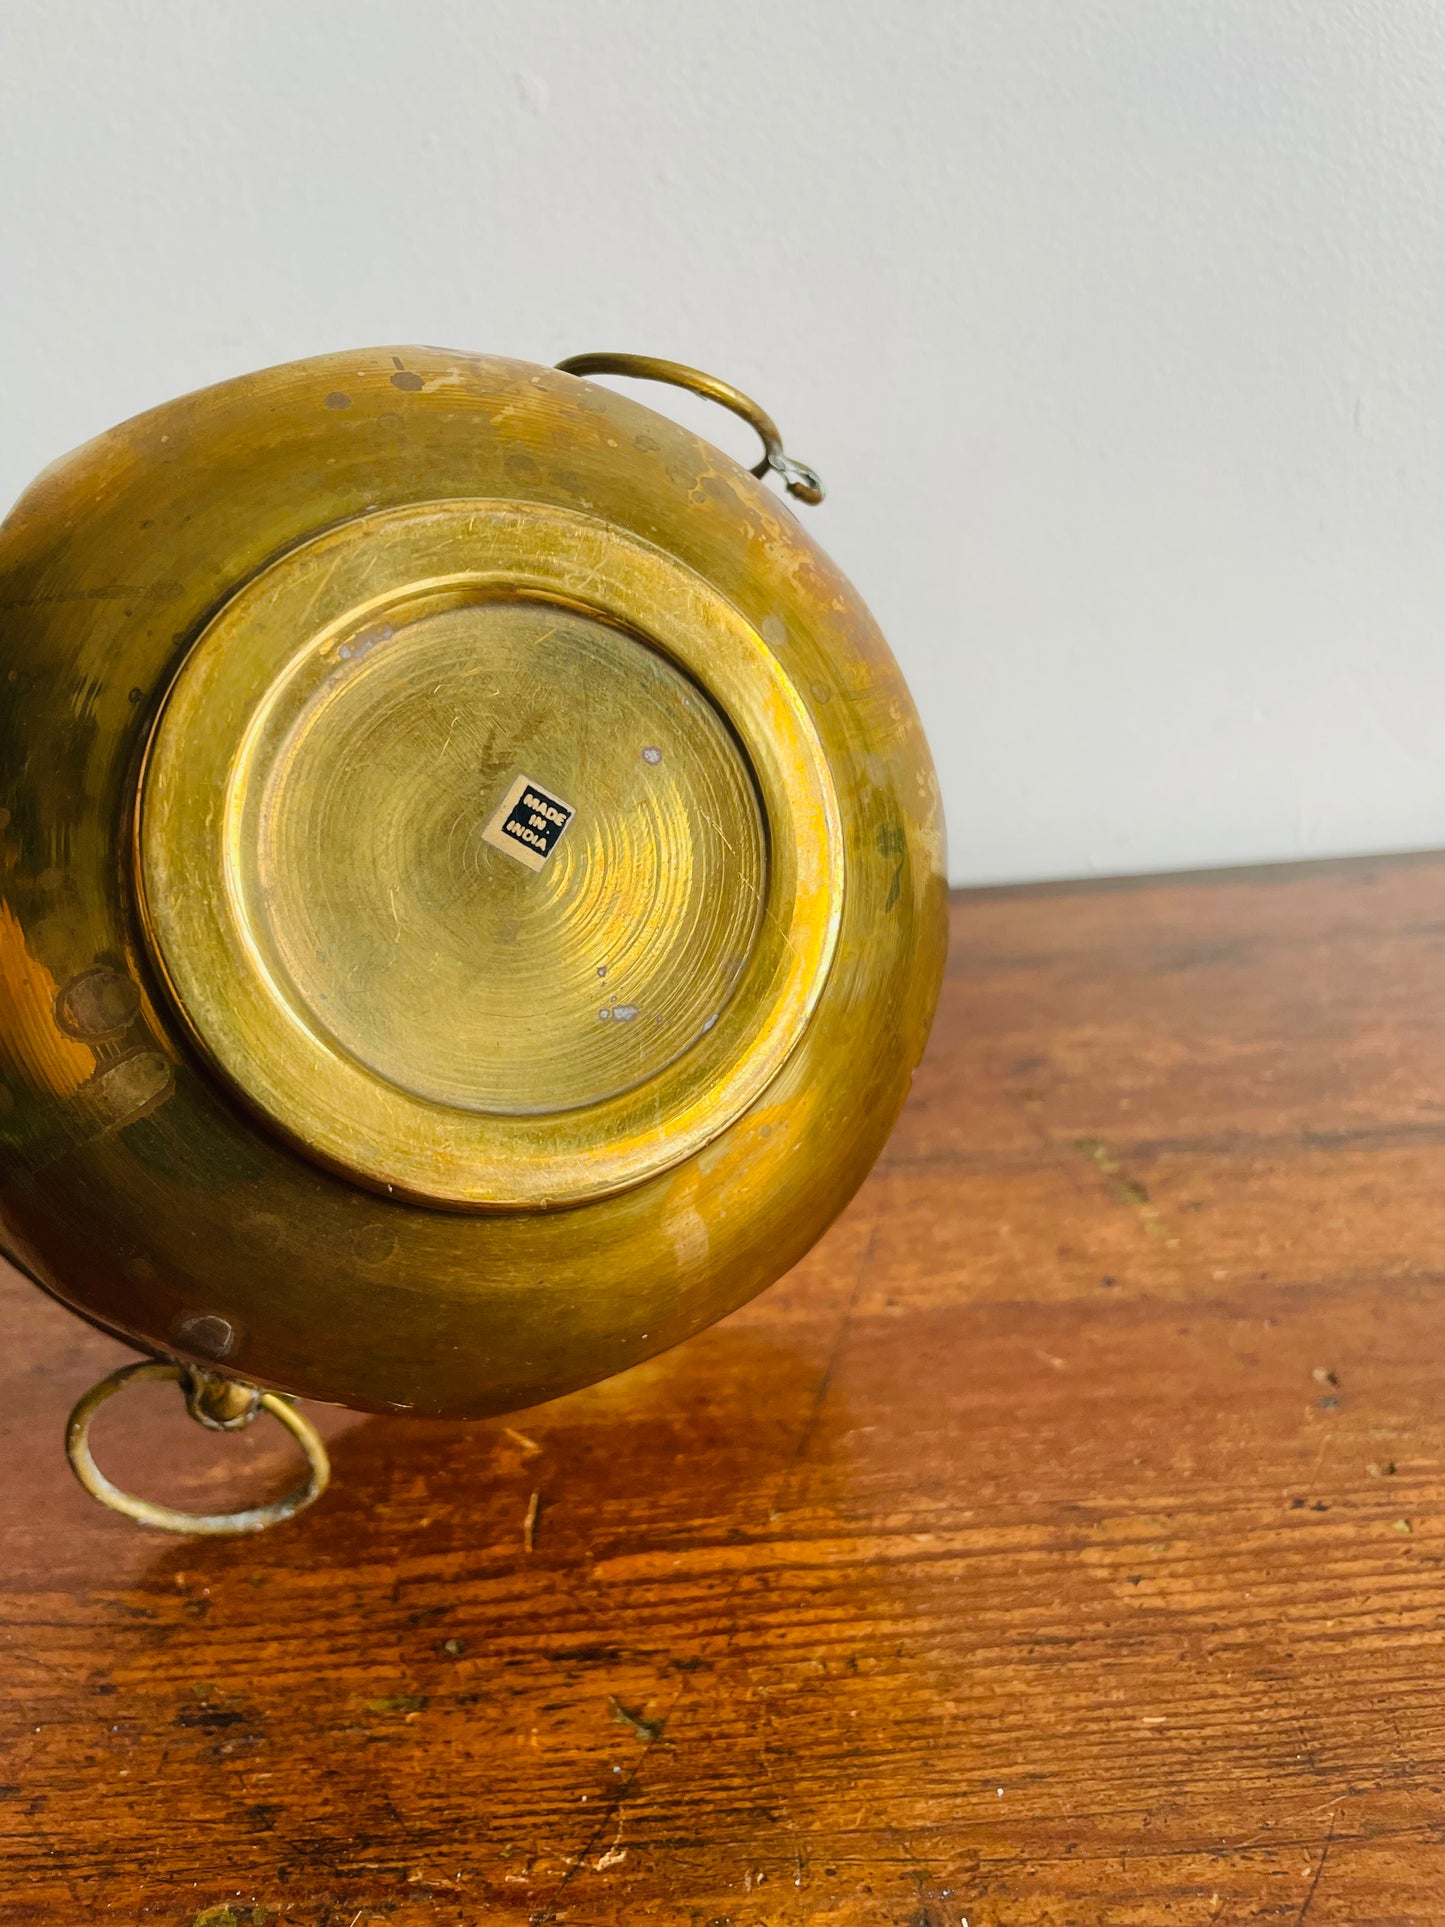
<box><xmin>138</xmin><ymin>501</ymin><xmax>843</xmax><ymax>1209</ymax></box>
<box><xmin>251</xmin><ymin>596</ymin><xmax>765</xmax><ymax>1116</ymax></box>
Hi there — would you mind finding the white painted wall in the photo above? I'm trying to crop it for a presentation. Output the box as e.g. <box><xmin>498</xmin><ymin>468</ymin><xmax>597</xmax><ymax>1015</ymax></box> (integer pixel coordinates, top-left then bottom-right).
<box><xmin>4</xmin><ymin>0</ymin><xmax>1444</xmax><ymax>886</ymax></box>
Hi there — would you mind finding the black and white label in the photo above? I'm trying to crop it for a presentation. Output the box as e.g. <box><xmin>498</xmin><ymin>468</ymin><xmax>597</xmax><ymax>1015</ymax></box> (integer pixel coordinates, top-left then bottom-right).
<box><xmin>482</xmin><ymin>774</ymin><xmax>575</xmax><ymax>872</ymax></box>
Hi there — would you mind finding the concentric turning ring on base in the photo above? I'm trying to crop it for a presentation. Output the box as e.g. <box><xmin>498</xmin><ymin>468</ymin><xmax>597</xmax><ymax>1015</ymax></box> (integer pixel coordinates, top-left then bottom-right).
<box><xmin>66</xmin><ymin>1360</ymin><xmax>330</xmax><ymax>1535</ymax></box>
<box><xmin>136</xmin><ymin>499</ymin><xmax>844</xmax><ymax>1211</ymax></box>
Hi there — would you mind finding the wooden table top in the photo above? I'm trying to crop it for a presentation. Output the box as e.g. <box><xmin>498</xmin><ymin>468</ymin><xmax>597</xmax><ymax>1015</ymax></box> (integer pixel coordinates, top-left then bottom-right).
<box><xmin>4</xmin><ymin>852</ymin><xmax>1445</xmax><ymax>1926</ymax></box>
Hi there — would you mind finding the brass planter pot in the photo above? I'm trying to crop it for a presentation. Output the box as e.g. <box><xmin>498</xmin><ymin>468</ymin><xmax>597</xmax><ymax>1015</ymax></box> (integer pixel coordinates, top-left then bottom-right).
<box><xmin>0</xmin><ymin>346</ymin><xmax>945</xmax><ymax>1525</ymax></box>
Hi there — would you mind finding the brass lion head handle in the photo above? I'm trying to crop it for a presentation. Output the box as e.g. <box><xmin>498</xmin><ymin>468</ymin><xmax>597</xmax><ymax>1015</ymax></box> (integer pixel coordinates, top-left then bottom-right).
<box><xmin>555</xmin><ymin>352</ymin><xmax>825</xmax><ymax>505</ymax></box>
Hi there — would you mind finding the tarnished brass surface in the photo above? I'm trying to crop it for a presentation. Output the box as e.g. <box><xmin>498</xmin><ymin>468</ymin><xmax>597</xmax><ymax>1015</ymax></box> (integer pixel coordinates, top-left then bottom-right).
<box><xmin>138</xmin><ymin>501</ymin><xmax>842</xmax><ymax>1208</ymax></box>
<box><xmin>0</xmin><ymin>347</ymin><xmax>946</xmax><ymax>1418</ymax></box>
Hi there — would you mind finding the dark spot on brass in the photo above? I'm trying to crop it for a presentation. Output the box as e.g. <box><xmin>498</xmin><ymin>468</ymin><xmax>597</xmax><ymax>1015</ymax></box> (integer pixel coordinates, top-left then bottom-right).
<box><xmin>390</xmin><ymin>369</ymin><xmax>425</xmax><ymax>393</ymax></box>
<box><xmin>55</xmin><ymin>967</ymin><xmax>140</xmax><ymax>1039</ymax></box>
<box><xmin>352</xmin><ymin>1223</ymin><xmax>397</xmax><ymax>1266</ymax></box>
<box><xmin>324</xmin><ymin>391</ymin><xmax>352</xmax><ymax>409</ymax></box>
<box><xmin>173</xmin><ymin>1312</ymin><xmax>236</xmax><ymax>1361</ymax></box>
<box><xmin>244</xmin><ymin>1210</ymin><xmax>285</xmax><ymax>1248</ymax></box>
<box><xmin>877</xmin><ymin>821</ymin><xmax>907</xmax><ymax>912</ymax></box>
<box><xmin>128</xmin><ymin>687</ymin><xmax>144</xmax><ymax>704</ymax></box>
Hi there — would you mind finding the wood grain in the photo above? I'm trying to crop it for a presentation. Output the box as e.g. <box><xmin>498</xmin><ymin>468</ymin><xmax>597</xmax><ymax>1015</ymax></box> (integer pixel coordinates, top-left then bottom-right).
<box><xmin>4</xmin><ymin>852</ymin><xmax>1445</xmax><ymax>1925</ymax></box>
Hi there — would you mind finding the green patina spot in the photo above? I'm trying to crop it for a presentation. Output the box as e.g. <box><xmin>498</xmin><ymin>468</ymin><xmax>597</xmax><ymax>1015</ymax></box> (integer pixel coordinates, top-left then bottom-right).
<box><xmin>366</xmin><ymin>1694</ymin><xmax>429</xmax><ymax>1715</ymax></box>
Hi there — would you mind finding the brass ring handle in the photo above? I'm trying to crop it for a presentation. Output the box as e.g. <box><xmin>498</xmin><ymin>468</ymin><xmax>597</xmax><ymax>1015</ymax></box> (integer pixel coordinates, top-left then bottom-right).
<box><xmin>555</xmin><ymin>352</ymin><xmax>825</xmax><ymax>505</ymax></box>
<box><xmin>66</xmin><ymin>1360</ymin><xmax>330</xmax><ymax>1535</ymax></box>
